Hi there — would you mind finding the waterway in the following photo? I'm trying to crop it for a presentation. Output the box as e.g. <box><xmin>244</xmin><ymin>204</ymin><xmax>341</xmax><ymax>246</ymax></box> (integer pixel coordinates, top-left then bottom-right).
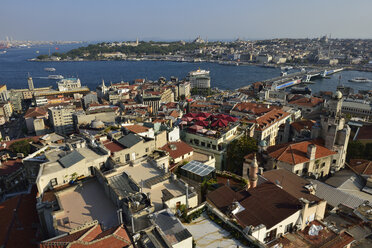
<box><xmin>0</xmin><ymin>43</ymin><xmax>371</xmax><ymax>93</ymax></box>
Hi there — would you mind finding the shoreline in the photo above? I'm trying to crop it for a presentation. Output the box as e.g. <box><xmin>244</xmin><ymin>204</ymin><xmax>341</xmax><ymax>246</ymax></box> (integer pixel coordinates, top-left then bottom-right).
<box><xmin>28</xmin><ymin>57</ymin><xmax>372</xmax><ymax>72</ymax></box>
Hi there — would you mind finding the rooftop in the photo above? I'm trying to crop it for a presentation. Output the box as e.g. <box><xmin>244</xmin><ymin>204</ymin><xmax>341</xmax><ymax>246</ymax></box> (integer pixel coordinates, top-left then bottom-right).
<box><xmin>40</xmin><ymin>223</ymin><xmax>132</xmax><ymax>248</ymax></box>
<box><xmin>267</xmin><ymin>139</ymin><xmax>337</xmax><ymax>165</ymax></box>
<box><xmin>261</xmin><ymin>169</ymin><xmax>322</xmax><ymax>203</ymax></box>
<box><xmin>152</xmin><ymin>208</ymin><xmax>192</xmax><ymax>245</ymax></box>
<box><xmin>181</xmin><ymin>160</ymin><xmax>215</xmax><ymax>177</ymax></box>
<box><xmin>160</xmin><ymin>141</ymin><xmax>193</xmax><ymax>160</ymax></box>
<box><xmin>115</xmin><ymin>162</ymin><xmax>185</xmax><ymax>210</ymax></box>
<box><xmin>54</xmin><ymin>179</ymin><xmax>118</xmax><ymax>234</ymax></box>
<box><xmin>184</xmin><ymin>212</ymin><xmax>245</xmax><ymax>248</ymax></box>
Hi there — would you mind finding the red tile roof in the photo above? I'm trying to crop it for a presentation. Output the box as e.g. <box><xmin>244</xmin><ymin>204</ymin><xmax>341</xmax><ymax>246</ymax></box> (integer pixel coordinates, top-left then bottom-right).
<box><xmin>247</xmin><ymin>108</ymin><xmax>290</xmax><ymax>131</ymax></box>
<box><xmin>0</xmin><ymin>136</ymin><xmax>42</xmax><ymax>151</ymax></box>
<box><xmin>160</xmin><ymin>141</ymin><xmax>193</xmax><ymax>160</ymax></box>
<box><xmin>348</xmin><ymin>159</ymin><xmax>372</xmax><ymax>175</ymax></box>
<box><xmin>267</xmin><ymin>139</ymin><xmax>336</xmax><ymax>165</ymax></box>
<box><xmin>290</xmin><ymin>120</ymin><xmax>316</xmax><ymax>132</ymax></box>
<box><xmin>103</xmin><ymin>140</ymin><xmax>125</xmax><ymax>153</ymax></box>
<box><xmin>40</xmin><ymin>224</ymin><xmax>131</xmax><ymax>248</ymax></box>
<box><xmin>207</xmin><ymin>183</ymin><xmax>301</xmax><ymax>229</ymax></box>
<box><xmin>262</xmin><ymin>169</ymin><xmax>321</xmax><ymax>203</ymax></box>
<box><xmin>0</xmin><ymin>159</ymin><xmax>23</xmax><ymax>176</ymax></box>
<box><xmin>125</xmin><ymin>124</ymin><xmax>150</xmax><ymax>134</ymax></box>
<box><xmin>24</xmin><ymin>107</ymin><xmax>48</xmax><ymax>119</ymax></box>
<box><xmin>232</xmin><ymin>102</ymin><xmax>278</xmax><ymax>115</ymax></box>
<box><xmin>1</xmin><ymin>187</ymin><xmax>41</xmax><ymax>248</ymax></box>
<box><xmin>288</xmin><ymin>95</ymin><xmax>324</xmax><ymax>107</ymax></box>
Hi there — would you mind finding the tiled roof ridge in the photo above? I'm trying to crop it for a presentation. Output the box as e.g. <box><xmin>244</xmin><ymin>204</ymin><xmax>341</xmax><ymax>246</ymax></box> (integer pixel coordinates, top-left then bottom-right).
<box><xmin>65</xmin><ymin>228</ymin><xmax>131</xmax><ymax>247</ymax></box>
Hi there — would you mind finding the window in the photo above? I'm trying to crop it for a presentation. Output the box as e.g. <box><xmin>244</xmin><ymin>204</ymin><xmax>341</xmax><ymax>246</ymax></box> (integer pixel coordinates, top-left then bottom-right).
<box><xmin>50</xmin><ymin>178</ymin><xmax>58</xmax><ymax>186</ymax></box>
<box><xmin>125</xmin><ymin>154</ymin><xmax>130</xmax><ymax>161</ymax></box>
<box><xmin>201</xmin><ymin>142</ymin><xmax>205</xmax><ymax>147</ymax></box>
<box><xmin>145</xmin><ymin>148</ymin><xmax>149</xmax><ymax>152</ymax></box>
<box><xmin>285</xmin><ymin>223</ymin><xmax>293</xmax><ymax>233</ymax></box>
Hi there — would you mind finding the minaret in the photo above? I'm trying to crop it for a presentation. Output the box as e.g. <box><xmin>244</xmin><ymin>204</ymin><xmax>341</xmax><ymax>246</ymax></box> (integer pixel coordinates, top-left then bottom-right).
<box><xmin>249</xmin><ymin>154</ymin><xmax>259</xmax><ymax>188</ymax></box>
<box><xmin>27</xmin><ymin>75</ymin><xmax>34</xmax><ymax>90</ymax></box>
<box><xmin>101</xmin><ymin>79</ymin><xmax>107</xmax><ymax>94</ymax></box>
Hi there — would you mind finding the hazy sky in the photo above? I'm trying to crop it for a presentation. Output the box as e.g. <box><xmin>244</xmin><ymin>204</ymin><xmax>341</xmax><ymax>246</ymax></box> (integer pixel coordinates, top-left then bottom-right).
<box><xmin>1</xmin><ymin>0</ymin><xmax>372</xmax><ymax>41</ymax></box>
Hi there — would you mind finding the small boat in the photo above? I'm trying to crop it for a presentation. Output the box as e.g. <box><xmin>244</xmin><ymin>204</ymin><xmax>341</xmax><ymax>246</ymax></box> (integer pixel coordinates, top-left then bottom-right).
<box><xmin>348</xmin><ymin>77</ymin><xmax>372</xmax><ymax>83</ymax></box>
<box><xmin>44</xmin><ymin>67</ymin><xmax>56</xmax><ymax>72</ymax></box>
<box><xmin>48</xmin><ymin>75</ymin><xmax>64</xmax><ymax>80</ymax></box>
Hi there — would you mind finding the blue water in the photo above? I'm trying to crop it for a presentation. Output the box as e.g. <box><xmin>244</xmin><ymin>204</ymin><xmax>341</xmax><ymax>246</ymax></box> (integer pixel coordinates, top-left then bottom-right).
<box><xmin>0</xmin><ymin>43</ymin><xmax>371</xmax><ymax>93</ymax></box>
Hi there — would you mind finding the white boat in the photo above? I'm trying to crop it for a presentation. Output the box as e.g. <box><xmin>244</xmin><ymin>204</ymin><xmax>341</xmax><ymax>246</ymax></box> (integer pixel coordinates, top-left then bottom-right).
<box><xmin>48</xmin><ymin>75</ymin><xmax>64</xmax><ymax>80</ymax></box>
<box><xmin>348</xmin><ymin>77</ymin><xmax>372</xmax><ymax>83</ymax></box>
<box><xmin>44</xmin><ymin>67</ymin><xmax>56</xmax><ymax>72</ymax></box>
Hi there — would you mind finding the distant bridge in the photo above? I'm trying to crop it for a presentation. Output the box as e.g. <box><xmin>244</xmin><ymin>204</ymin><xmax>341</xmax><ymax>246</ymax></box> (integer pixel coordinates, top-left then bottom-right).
<box><xmin>239</xmin><ymin>67</ymin><xmax>343</xmax><ymax>91</ymax></box>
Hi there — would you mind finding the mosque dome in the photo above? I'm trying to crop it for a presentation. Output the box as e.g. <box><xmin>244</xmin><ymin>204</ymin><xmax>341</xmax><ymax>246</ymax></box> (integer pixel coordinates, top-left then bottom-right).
<box><xmin>91</xmin><ymin>119</ymin><xmax>105</xmax><ymax>129</ymax></box>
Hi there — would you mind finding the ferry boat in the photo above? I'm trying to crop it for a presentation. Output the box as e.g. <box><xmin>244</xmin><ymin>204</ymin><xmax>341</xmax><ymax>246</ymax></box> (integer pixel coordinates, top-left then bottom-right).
<box><xmin>348</xmin><ymin>77</ymin><xmax>372</xmax><ymax>83</ymax></box>
<box><xmin>44</xmin><ymin>67</ymin><xmax>56</xmax><ymax>72</ymax></box>
<box><xmin>48</xmin><ymin>75</ymin><xmax>64</xmax><ymax>80</ymax></box>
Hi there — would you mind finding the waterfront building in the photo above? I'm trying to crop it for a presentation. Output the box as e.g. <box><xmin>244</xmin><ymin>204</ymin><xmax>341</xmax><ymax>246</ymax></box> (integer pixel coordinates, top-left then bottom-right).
<box><xmin>0</xmin><ymin>84</ymin><xmax>9</xmax><ymax>102</ymax></box>
<box><xmin>57</xmin><ymin>78</ymin><xmax>82</xmax><ymax>91</ymax></box>
<box><xmin>187</xmin><ymin>69</ymin><xmax>210</xmax><ymax>89</ymax></box>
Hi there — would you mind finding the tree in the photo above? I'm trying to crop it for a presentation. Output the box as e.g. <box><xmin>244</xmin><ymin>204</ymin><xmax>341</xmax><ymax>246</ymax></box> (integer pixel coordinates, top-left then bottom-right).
<box><xmin>226</xmin><ymin>136</ymin><xmax>258</xmax><ymax>175</ymax></box>
<box><xmin>347</xmin><ymin>140</ymin><xmax>367</xmax><ymax>161</ymax></box>
<box><xmin>9</xmin><ymin>139</ymin><xmax>32</xmax><ymax>156</ymax></box>
<box><xmin>37</xmin><ymin>54</ymin><xmax>48</xmax><ymax>60</ymax></box>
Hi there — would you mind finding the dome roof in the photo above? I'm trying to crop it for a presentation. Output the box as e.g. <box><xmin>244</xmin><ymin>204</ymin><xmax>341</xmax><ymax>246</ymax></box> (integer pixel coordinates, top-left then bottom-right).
<box><xmin>91</xmin><ymin>119</ymin><xmax>105</xmax><ymax>129</ymax></box>
<box><xmin>333</xmin><ymin>90</ymin><xmax>343</xmax><ymax>99</ymax></box>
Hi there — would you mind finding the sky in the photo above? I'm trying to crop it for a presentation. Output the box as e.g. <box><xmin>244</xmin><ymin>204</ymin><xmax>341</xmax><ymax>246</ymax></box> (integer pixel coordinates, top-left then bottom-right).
<box><xmin>1</xmin><ymin>0</ymin><xmax>372</xmax><ymax>41</ymax></box>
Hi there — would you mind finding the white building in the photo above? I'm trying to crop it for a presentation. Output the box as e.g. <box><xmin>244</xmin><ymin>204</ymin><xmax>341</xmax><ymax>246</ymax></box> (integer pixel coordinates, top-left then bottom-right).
<box><xmin>48</xmin><ymin>106</ymin><xmax>75</xmax><ymax>135</ymax></box>
<box><xmin>57</xmin><ymin>78</ymin><xmax>82</xmax><ymax>92</ymax></box>
<box><xmin>187</xmin><ymin>69</ymin><xmax>211</xmax><ymax>89</ymax></box>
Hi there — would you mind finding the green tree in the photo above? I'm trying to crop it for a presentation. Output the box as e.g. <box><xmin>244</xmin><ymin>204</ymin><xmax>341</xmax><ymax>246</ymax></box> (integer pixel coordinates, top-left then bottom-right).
<box><xmin>9</xmin><ymin>139</ymin><xmax>32</xmax><ymax>156</ymax></box>
<box><xmin>346</xmin><ymin>140</ymin><xmax>365</xmax><ymax>161</ymax></box>
<box><xmin>37</xmin><ymin>54</ymin><xmax>49</xmax><ymax>60</ymax></box>
<box><xmin>226</xmin><ymin>136</ymin><xmax>258</xmax><ymax>175</ymax></box>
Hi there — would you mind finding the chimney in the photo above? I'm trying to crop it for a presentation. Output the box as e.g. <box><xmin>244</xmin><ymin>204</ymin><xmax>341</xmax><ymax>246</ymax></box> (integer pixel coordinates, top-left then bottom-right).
<box><xmin>117</xmin><ymin>209</ymin><xmax>123</xmax><ymax>225</ymax></box>
<box><xmin>307</xmin><ymin>144</ymin><xmax>316</xmax><ymax>161</ymax></box>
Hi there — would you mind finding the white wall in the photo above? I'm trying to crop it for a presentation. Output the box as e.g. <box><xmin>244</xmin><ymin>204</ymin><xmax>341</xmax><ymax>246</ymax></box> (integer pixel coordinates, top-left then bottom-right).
<box><xmin>251</xmin><ymin>210</ymin><xmax>301</xmax><ymax>243</ymax></box>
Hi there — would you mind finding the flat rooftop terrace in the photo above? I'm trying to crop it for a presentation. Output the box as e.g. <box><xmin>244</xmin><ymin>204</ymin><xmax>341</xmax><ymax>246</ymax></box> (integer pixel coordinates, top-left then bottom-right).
<box><xmin>119</xmin><ymin>162</ymin><xmax>185</xmax><ymax>211</ymax></box>
<box><xmin>184</xmin><ymin>212</ymin><xmax>245</xmax><ymax>248</ymax></box>
<box><xmin>54</xmin><ymin>179</ymin><xmax>118</xmax><ymax>234</ymax></box>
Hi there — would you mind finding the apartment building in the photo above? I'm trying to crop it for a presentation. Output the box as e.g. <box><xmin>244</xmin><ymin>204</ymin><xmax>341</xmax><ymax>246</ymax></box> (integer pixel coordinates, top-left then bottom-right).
<box><xmin>48</xmin><ymin>105</ymin><xmax>76</xmax><ymax>135</ymax></box>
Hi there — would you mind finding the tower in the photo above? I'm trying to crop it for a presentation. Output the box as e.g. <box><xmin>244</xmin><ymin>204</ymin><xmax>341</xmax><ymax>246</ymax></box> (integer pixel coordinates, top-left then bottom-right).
<box><xmin>28</xmin><ymin>75</ymin><xmax>34</xmax><ymax>90</ymax></box>
<box><xmin>249</xmin><ymin>154</ymin><xmax>259</xmax><ymax>188</ymax></box>
<box><xmin>319</xmin><ymin>90</ymin><xmax>350</xmax><ymax>171</ymax></box>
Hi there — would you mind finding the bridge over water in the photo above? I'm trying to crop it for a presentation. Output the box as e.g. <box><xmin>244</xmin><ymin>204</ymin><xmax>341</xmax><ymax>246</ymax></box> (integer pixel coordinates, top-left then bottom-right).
<box><xmin>239</xmin><ymin>68</ymin><xmax>343</xmax><ymax>91</ymax></box>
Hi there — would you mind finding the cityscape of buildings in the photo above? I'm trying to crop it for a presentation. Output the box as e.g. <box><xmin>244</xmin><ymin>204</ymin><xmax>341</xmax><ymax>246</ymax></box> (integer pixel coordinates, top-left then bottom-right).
<box><xmin>0</xmin><ymin>51</ymin><xmax>371</xmax><ymax>247</ymax></box>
